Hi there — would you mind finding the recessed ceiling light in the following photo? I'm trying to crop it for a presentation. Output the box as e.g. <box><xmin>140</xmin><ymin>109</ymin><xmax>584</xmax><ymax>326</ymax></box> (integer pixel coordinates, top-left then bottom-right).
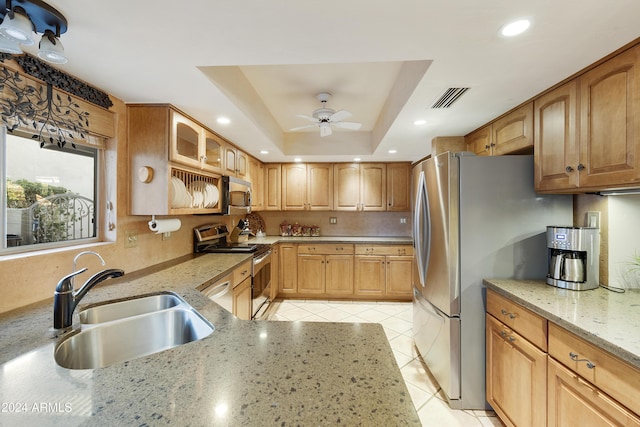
<box><xmin>354</xmin><ymin>157</ymin><xmax>361</xmax><ymax>162</ymax></box>
<box><xmin>260</xmin><ymin>150</ymin><xmax>269</xmax><ymax>154</ymax></box>
<box><xmin>388</xmin><ymin>149</ymin><xmax>397</xmax><ymax>154</ymax></box>
<box><xmin>217</xmin><ymin>117</ymin><xmax>231</xmax><ymax>124</ymax></box>
<box><xmin>294</xmin><ymin>157</ymin><xmax>302</xmax><ymax>162</ymax></box>
<box><xmin>414</xmin><ymin>119</ymin><xmax>427</xmax><ymax>126</ymax></box>
<box><xmin>500</xmin><ymin>18</ymin><xmax>532</xmax><ymax>37</ymax></box>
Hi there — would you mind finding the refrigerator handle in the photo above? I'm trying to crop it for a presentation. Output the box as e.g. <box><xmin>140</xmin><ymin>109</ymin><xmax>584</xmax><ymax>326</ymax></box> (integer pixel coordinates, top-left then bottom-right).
<box><xmin>414</xmin><ymin>171</ymin><xmax>430</xmax><ymax>287</ymax></box>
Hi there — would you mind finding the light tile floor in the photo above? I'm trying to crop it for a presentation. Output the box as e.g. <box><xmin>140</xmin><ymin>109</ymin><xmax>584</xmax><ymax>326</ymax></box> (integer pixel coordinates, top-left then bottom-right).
<box><xmin>268</xmin><ymin>299</ymin><xmax>501</xmax><ymax>427</ymax></box>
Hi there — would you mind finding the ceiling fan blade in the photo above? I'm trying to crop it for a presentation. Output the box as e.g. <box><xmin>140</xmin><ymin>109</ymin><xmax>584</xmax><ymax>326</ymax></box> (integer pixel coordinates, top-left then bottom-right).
<box><xmin>295</xmin><ymin>114</ymin><xmax>318</xmax><ymax>123</ymax></box>
<box><xmin>320</xmin><ymin>125</ymin><xmax>332</xmax><ymax>137</ymax></box>
<box><xmin>332</xmin><ymin>121</ymin><xmax>362</xmax><ymax>130</ymax></box>
<box><xmin>289</xmin><ymin>124</ymin><xmax>317</xmax><ymax>131</ymax></box>
<box><xmin>329</xmin><ymin>109</ymin><xmax>352</xmax><ymax>123</ymax></box>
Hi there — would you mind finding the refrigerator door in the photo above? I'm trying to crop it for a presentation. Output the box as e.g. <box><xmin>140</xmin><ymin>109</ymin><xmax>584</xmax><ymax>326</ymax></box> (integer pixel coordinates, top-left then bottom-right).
<box><xmin>422</xmin><ymin>152</ymin><xmax>460</xmax><ymax>316</ymax></box>
<box><xmin>413</xmin><ymin>288</ymin><xmax>461</xmax><ymax>401</ymax></box>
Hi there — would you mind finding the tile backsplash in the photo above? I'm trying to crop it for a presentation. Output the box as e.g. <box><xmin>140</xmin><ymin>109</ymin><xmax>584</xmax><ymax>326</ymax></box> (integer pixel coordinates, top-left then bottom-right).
<box><xmin>255</xmin><ymin>211</ymin><xmax>412</xmax><ymax>237</ymax></box>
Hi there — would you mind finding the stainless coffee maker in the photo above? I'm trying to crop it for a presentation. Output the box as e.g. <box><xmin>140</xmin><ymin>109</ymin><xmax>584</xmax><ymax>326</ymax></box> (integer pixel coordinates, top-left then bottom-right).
<box><xmin>547</xmin><ymin>226</ymin><xmax>600</xmax><ymax>291</ymax></box>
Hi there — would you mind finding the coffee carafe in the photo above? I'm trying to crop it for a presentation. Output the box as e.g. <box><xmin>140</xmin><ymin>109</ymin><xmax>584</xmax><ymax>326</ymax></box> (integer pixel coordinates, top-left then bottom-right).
<box><xmin>547</xmin><ymin>226</ymin><xmax>600</xmax><ymax>291</ymax></box>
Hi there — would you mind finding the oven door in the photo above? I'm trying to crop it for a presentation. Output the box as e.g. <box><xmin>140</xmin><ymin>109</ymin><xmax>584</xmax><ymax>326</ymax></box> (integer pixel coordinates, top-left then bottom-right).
<box><xmin>251</xmin><ymin>249</ymin><xmax>272</xmax><ymax>319</ymax></box>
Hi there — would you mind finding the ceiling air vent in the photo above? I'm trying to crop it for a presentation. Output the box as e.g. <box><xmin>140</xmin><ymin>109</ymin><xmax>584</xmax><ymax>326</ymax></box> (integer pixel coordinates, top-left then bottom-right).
<box><xmin>430</xmin><ymin>87</ymin><xmax>470</xmax><ymax>109</ymax></box>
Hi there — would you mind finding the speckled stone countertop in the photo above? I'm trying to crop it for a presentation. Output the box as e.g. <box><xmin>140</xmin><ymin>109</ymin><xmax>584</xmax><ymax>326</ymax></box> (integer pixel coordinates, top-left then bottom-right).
<box><xmin>484</xmin><ymin>279</ymin><xmax>640</xmax><ymax>369</ymax></box>
<box><xmin>0</xmin><ymin>251</ymin><xmax>419</xmax><ymax>426</ymax></box>
<box><xmin>252</xmin><ymin>236</ymin><xmax>413</xmax><ymax>245</ymax></box>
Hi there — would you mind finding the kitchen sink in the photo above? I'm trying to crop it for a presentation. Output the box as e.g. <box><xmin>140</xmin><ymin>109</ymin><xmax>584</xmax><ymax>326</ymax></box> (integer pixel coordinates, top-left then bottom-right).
<box><xmin>79</xmin><ymin>292</ymin><xmax>182</xmax><ymax>324</ymax></box>
<box><xmin>55</xmin><ymin>293</ymin><xmax>214</xmax><ymax>370</ymax></box>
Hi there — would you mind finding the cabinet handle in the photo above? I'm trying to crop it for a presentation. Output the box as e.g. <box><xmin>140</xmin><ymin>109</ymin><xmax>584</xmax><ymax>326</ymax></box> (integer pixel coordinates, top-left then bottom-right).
<box><xmin>565</xmin><ymin>165</ymin><xmax>574</xmax><ymax>173</ymax></box>
<box><xmin>577</xmin><ymin>163</ymin><xmax>585</xmax><ymax>171</ymax></box>
<box><xmin>490</xmin><ymin>143</ymin><xmax>496</xmax><ymax>147</ymax></box>
<box><xmin>500</xmin><ymin>309</ymin><xmax>516</xmax><ymax>319</ymax></box>
<box><xmin>241</xmin><ymin>269</ymin><xmax>248</xmax><ymax>276</ymax></box>
<box><xmin>508</xmin><ymin>336</ymin><xmax>516</xmax><ymax>343</ymax></box>
<box><xmin>499</xmin><ymin>330</ymin><xmax>508</xmax><ymax>338</ymax></box>
<box><xmin>569</xmin><ymin>352</ymin><xmax>596</xmax><ymax>369</ymax></box>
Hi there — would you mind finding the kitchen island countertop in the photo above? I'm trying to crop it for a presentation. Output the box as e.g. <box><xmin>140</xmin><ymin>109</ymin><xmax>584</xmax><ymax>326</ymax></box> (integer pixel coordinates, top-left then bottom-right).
<box><xmin>484</xmin><ymin>279</ymin><xmax>640</xmax><ymax>370</ymax></box>
<box><xmin>0</xmin><ymin>252</ymin><xmax>419</xmax><ymax>426</ymax></box>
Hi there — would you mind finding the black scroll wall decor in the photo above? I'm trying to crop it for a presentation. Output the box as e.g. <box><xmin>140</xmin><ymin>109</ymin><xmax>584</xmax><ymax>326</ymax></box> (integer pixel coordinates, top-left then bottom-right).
<box><xmin>0</xmin><ymin>53</ymin><xmax>112</xmax><ymax>149</ymax></box>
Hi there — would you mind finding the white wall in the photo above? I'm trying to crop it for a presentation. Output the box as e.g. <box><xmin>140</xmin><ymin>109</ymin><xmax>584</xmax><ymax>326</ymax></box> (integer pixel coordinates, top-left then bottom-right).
<box><xmin>608</xmin><ymin>195</ymin><xmax>640</xmax><ymax>288</ymax></box>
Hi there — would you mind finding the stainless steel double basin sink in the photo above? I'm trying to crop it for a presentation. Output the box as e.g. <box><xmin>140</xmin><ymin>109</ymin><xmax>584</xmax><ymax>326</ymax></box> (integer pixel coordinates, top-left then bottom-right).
<box><xmin>54</xmin><ymin>292</ymin><xmax>214</xmax><ymax>370</ymax></box>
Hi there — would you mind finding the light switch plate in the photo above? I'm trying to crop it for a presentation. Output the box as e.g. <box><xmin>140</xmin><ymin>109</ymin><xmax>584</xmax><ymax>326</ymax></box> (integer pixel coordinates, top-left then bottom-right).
<box><xmin>586</xmin><ymin>211</ymin><xmax>600</xmax><ymax>228</ymax></box>
<box><xmin>329</xmin><ymin>217</ymin><xmax>337</xmax><ymax>224</ymax></box>
<box><xmin>125</xmin><ymin>230</ymin><xmax>138</xmax><ymax>248</ymax></box>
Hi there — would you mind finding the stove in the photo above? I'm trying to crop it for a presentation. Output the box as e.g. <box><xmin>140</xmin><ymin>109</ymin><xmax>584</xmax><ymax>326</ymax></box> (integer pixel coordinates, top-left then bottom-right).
<box><xmin>194</xmin><ymin>223</ymin><xmax>273</xmax><ymax>319</ymax></box>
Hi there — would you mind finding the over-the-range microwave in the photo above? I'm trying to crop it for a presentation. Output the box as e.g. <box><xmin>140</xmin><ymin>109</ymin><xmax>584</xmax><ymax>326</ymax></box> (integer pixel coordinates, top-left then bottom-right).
<box><xmin>221</xmin><ymin>176</ymin><xmax>252</xmax><ymax>215</ymax></box>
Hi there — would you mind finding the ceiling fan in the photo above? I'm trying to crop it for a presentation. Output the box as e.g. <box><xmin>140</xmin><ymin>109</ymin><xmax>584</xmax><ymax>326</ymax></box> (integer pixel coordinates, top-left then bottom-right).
<box><xmin>289</xmin><ymin>92</ymin><xmax>362</xmax><ymax>137</ymax></box>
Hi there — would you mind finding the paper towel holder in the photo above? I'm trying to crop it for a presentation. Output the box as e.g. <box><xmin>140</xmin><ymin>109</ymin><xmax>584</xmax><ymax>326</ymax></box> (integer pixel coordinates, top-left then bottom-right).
<box><xmin>148</xmin><ymin>215</ymin><xmax>181</xmax><ymax>237</ymax></box>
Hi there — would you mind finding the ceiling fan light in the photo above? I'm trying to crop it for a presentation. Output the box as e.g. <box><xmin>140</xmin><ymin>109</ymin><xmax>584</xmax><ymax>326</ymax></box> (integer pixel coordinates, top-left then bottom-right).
<box><xmin>0</xmin><ymin>33</ymin><xmax>22</xmax><ymax>54</ymax></box>
<box><xmin>38</xmin><ymin>32</ymin><xmax>67</xmax><ymax>64</ymax></box>
<box><xmin>0</xmin><ymin>9</ymin><xmax>34</xmax><ymax>45</ymax></box>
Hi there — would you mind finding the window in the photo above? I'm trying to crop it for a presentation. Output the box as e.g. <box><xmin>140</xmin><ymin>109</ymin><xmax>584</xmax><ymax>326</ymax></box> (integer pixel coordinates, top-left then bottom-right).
<box><xmin>1</xmin><ymin>128</ymin><xmax>99</xmax><ymax>252</ymax></box>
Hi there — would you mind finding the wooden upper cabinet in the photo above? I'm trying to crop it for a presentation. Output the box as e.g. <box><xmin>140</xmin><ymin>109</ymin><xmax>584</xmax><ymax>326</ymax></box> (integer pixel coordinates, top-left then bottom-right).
<box><xmin>282</xmin><ymin>163</ymin><xmax>308</xmax><ymax>210</ymax></box>
<box><xmin>465</xmin><ymin>124</ymin><xmax>492</xmax><ymax>156</ymax></box>
<box><xmin>386</xmin><ymin>163</ymin><xmax>410</xmax><ymax>211</ymax></box>
<box><xmin>282</xmin><ymin>163</ymin><xmax>332</xmax><ymax>210</ymax></box>
<box><xmin>534</xmin><ymin>81</ymin><xmax>579</xmax><ymax>192</ymax></box>
<box><xmin>264</xmin><ymin>164</ymin><xmax>282</xmax><ymax>211</ymax></box>
<box><xmin>307</xmin><ymin>163</ymin><xmax>333</xmax><ymax>210</ymax></box>
<box><xmin>224</xmin><ymin>145</ymin><xmax>248</xmax><ymax>179</ymax></box>
<box><xmin>334</xmin><ymin>163</ymin><xmax>386</xmax><ymax>211</ymax></box>
<box><xmin>534</xmin><ymin>44</ymin><xmax>640</xmax><ymax>192</ymax></box>
<box><xmin>578</xmin><ymin>44</ymin><xmax>640</xmax><ymax>189</ymax></box>
<box><xmin>492</xmin><ymin>102</ymin><xmax>534</xmax><ymax>155</ymax></box>
<box><xmin>170</xmin><ymin>110</ymin><xmax>225</xmax><ymax>174</ymax></box>
<box><xmin>360</xmin><ymin>163</ymin><xmax>386</xmax><ymax>211</ymax></box>
<box><xmin>248</xmin><ymin>157</ymin><xmax>264</xmax><ymax>210</ymax></box>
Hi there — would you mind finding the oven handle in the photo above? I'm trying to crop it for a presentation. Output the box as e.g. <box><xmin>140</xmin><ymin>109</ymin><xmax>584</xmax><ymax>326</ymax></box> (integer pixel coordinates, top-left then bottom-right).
<box><xmin>253</xmin><ymin>250</ymin><xmax>272</xmax><ymax>266</ymax></box>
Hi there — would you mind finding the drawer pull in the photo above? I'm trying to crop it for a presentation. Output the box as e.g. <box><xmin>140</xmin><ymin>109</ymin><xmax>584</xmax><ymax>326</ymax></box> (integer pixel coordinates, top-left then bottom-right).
<box><xmin>500</xmin><ymin>330</ymin><xmax>508</xmax><ymax>338</ymax></box>
<box><xmin>508</xmin><ymin>336</ymin><xmax>516</xmax><ymax>343</ymax></box>
<box><xmin>500</xmin><ymin>309</ymin><xmax>517</xmax><ymax>319</ymax></box>
<box><xmin>569</xmin><ymin>352</ymin><xmax>596</xmax><ymax>369</ymax></box>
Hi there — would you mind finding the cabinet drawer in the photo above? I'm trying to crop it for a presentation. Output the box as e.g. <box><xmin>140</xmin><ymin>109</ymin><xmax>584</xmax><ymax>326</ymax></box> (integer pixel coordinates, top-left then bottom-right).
<box><xmin>298</xmin><ymin>244</ymin><xmax>354</xmax><ymax>255</ymax></box>
<box><xmin>548</xmin><ymin>357</ymin><xmax>640</xmax><ymax>427</ymax></box>
<box><xmin>487</xmin><ymin>289</ymin><xmax>547</xmax><ymax>351</ymax></box>
<box><xmin>548</xmin><ymin>323</ymin><xmax>640</xmax><ymax>415</ymax></box>
<box><xmin>232</xmin><ymin>259</ymin><xmax>252</xmax><ymax>287</ymax></box>
<box><xmin>355</xmin><ymin>245</ymin><xmax>414</xmax><ymax>256</ymax></box>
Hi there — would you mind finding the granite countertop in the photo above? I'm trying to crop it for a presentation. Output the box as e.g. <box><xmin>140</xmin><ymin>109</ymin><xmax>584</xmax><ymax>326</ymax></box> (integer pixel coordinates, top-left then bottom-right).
<box><xmin>252</xmin><ymin>236</ymin><xmax>413</xmax><ymax>245</ymax></box>
<box><xmin>0</xmin><ymin>251</ymin><xmax>419</xmax><ymax>426</ymax></box>
<box><xmin>484</xmin><ymin>279</ymin><xmax>640</xmax><ymax>369</ymax></box>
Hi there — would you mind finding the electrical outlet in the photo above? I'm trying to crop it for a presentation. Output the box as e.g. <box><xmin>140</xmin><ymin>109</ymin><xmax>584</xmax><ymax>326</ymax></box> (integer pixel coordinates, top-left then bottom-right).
<box><xmin>162</xmin><ymin>232</ymin><xmax>172</xmax><ymax>241</ymax></box>
<box><xmin>125</xmin><ymin>230</ymin><xmax>138</xmax><ymax>248</ymax></box>
<box><xmin>400</xmin><ymin>217</ymin><xmax>407</xmax><ymax>224</ymax></box>
<box><xmin>329</xmin><ymin>217</ymin><xmax>337</xmax><ymax>224</ymax></box>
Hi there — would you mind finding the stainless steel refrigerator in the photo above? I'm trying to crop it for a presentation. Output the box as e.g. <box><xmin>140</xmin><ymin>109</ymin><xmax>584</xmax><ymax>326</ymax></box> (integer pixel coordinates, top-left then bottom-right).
<box><xmin>412</xmin><ymin>152</ymin><xmax>572</xmax><ymax>410</ymax></box>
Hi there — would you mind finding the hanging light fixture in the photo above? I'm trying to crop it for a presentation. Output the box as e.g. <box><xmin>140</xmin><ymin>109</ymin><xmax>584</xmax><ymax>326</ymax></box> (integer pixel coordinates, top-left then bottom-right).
<box><xmin>0</xmin><ymin>0</ymin><xmax>68</xmax><ymax>63</ymax></box>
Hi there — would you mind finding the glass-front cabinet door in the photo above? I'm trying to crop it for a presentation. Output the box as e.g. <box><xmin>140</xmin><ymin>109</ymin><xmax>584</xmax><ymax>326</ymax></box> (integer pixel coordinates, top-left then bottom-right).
<box><xmin>170</xmin><ymin>110</ymin><xmax>224</xmax><ymax>173</ymax></box>
<box><xmin>203</xmin><ymin>129</ymin><xmax>223</xmax><ymax>172</ymax></box>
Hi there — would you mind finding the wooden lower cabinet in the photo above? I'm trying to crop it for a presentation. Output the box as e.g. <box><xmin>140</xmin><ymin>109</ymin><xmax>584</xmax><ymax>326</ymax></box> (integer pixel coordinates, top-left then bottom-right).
<box><xmin>547</xmin><ymin>358</ymin><xmax>640</xmax><ymax>427</ymax></box>
<box><xmin>486</xmin><ymin>313</ymin><xmax>547</xmax><ymax>427</ymax></box>
<box><xmin>275</xmin><ymin>243</ymin><xmax>412</xmax><ymax>300</ymax></box>
<box><xmin>232</xmin><ymin>277</ymin><xmax>252</xmax><ymax>320</ymax></box>
<box><xmin>278</xmin><ymin>243</ymin><xmax>298</xmax><ymax>294</ymax></box>
<box><xmin>354</xmin><ymin>255</ymin><xmax>386</xmax><ymax>295</ymax></box>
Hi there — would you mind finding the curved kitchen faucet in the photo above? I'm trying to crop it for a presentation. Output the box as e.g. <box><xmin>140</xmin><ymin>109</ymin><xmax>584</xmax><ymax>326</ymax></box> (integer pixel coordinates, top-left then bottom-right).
<box><xmin>53</xmin><ymin>261</ymin><xmax>124</xmax><ymax>331</ymax></box>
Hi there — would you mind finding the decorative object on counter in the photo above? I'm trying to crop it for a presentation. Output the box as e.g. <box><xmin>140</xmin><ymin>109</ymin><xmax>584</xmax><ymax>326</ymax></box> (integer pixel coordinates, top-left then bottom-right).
<box><xmin>311</xmin><ymin>225</ymin><xmax>320</xmax><ymax>237</ymax></box>
<box><xmin>229</xmin><ymin>219</ymin><xmax>250</xmax><ymax>243</ymax></box>
<box><xmin>302</xmin><ymin>225</ymin><xmax>311</xmax><ymax>237</ymax></box>
<box><xmin>148</xmin><ymin>216</ymin><xmax>182</xmax><ymax>234</ymax></box>
<box><xmin>245</xmin><ymin>212</ymin><xmax>266</xmax><ymax>236</ymax></box>
<box><xmin>291</xmin><ymin>222</ymin><xmax>302</xmax><ymax>237</ymax></box>
<box><xmin>280</xmin><ymin>221</ymin><xmax>291</xmax><ymax>237</ymax></box>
